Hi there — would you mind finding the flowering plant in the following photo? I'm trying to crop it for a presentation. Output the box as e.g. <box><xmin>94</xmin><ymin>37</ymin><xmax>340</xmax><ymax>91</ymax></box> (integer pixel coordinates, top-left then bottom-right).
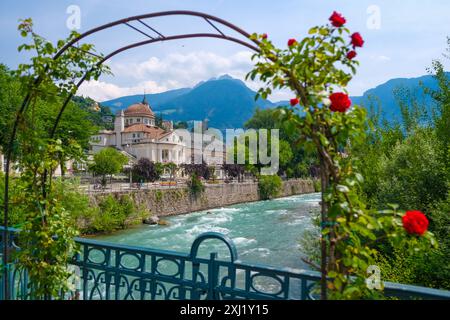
<box><xmin>248</xmin><ymin>11</ymin><xmax>436</xmax><ymax>299</ymax></box>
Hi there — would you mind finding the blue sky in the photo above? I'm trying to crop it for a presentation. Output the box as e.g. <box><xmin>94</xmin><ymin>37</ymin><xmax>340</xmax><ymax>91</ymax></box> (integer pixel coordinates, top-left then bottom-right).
<box><xmin>0</xmin><ymin>0</ymin><xmax>449</xmax><ymax>101</ymax></box>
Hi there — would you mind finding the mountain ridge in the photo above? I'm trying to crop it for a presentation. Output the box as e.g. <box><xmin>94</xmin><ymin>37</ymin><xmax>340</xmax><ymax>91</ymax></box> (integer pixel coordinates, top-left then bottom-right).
<box><xmin>100</xmin><ymin>73</ymin><xmax>447</xmax><ymax>129</ymax></box>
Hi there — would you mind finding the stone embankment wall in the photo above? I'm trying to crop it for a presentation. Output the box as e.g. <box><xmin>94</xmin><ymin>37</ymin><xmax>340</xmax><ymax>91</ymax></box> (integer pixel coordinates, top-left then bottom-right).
<box><xmin>89</xmin><ymin>179</ymin><xmax>316</xmax><ymax>219</ymax></box>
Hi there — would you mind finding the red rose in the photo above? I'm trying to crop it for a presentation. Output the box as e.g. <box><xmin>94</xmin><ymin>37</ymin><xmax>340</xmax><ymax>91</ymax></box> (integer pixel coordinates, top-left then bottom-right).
<box><xmin>402</xmin><ymin>210</ymin><xmax>429</xmax><ymax>236</ymax></box>
<box><xmin>262</xmin><ymin>33</ymin><xmax>268</xmax><ymax>39</ymax></box>
<box><xmin>347</xmin><ymin>50</ymin><xmax>357</xmax><ymax>60</ymax></box>
<box><xmin>329</xmin><ymin>11</ymin><xmax>346</xmax><ymax>27</ymax></box>
<box><xmin>351</xmin><ymin>32</ymin><xmax>364</xmax><ymax>48</ymax></box>
<box><xmin>290</xmin><ymin>98</ymin><xmax>299</xmax><ymax>106</ymax></box>
<box><xmin>287</xmin><ymin>38</ymin><xmax>297</xmax><ymax>47</ymax></box>
<box><xmin>329</xmin><ymin>92</ymin><xmax>351</xmax><ymax>112</ymax></box>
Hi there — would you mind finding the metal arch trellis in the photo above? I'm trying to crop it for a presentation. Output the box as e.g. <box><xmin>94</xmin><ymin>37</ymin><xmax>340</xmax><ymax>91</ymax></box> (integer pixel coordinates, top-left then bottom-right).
<box><xmin>2</xmin><ymin>10</ymin><xmax>262</xmax><ymax>299</ymax></box>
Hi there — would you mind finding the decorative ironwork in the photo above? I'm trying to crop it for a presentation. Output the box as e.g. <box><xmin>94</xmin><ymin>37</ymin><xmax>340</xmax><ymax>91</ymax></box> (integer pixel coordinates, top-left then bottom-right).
<box><xmin>1</xmin><ymin>227</ymin><xmax>450</xmax><ymax>300</ymax></box>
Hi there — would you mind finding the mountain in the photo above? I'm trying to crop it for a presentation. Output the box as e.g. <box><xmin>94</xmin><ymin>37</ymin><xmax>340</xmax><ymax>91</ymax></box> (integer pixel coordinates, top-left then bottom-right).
<box><xmin>101</xmin><ymin>73</ymin><xmax>447</xmax><ymax>129</ymax></box>
<box><xmin>350</xmin><ymin>74</ymin><xmax>446</xmax><ymax>122</ymax></box>
<box><xmin>103</xmin><ymin>88</ymin><xmax>191</xmax><ymax>114</ymax></box>
<box><xmin>101</xmin><ymin>75</ymin><xmax>277</xmax><ymax>129</ymax></box>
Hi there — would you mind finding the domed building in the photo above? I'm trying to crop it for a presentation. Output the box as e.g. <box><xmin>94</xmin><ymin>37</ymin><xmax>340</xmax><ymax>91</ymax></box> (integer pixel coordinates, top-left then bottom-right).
<box><xmin>90</xmin><ymin>95</ymin><xmax>186</xmax><ymax>165</ymax></box>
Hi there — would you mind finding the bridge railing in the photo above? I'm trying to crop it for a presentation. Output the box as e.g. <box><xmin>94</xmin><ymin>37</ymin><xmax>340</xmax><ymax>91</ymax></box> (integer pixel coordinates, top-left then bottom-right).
<box><xmin>1</xmin><ymin>226</ymin><xmax>450</xmax><ymax>300</ymax></box>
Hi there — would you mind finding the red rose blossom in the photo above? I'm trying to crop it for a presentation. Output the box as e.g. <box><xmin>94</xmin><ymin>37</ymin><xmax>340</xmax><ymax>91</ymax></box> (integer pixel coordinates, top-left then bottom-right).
<box><xmin>347</xmin><ymin>50</ymin><xmax>357</xmax><ymax>60</ymax></box>
<box><xmin>261</xmin><ymin>33</ymin><xmax>268</xmax><ymax>39</ymax></box>
<box><xmin>290</xmin><ymin>98</ymin><xmax>299</xmax><ymax>106</ymax></box>
<box><xmin>329</xmin><ymin>92</ymin><xmax>351</xmax><ymax>112</ymax></box>
<box><xmin>402</xmin><ymin>210</ymin><xmax>429</xmax><ymax>236</ymax></box>
<box><xmin>351</xmin><ymin>32</ymin><xmax>364</xmax><ymax>48</ymax></box>
<box><xmin>329</xmin><ymin>11</ymin><xmax>346</xmax><ymax>27</ymax></box>
<box><xmin>287</xmin><ymin>38</ymin><xmax>297</xmax><ymax>47</ymax></box>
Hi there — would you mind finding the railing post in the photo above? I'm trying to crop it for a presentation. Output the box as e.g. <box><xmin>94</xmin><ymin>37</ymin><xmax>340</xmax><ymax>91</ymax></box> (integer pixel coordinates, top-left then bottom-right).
<box><xmin>301</xmin><ymin>279</ymin><xmax>308</xmax><ymax>300</ymax></box>
<box><xmin>208</xmin><ymin>252</ymin><xmax>218</xmax><ymax>300</ymax></box>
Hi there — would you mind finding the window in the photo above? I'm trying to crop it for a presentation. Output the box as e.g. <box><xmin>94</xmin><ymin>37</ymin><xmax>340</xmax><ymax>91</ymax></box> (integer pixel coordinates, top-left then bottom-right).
<box><xmin>137</xmin><ymin>118</ymin><xmax>141</xmax><ymax>122</ymax></box>
<box><xmin>162</xmin><ymin>150</ymin><xmax>169</xmax><ymax>160</ymax></box>
<box><xmin>129</xmin><ymin>119</ymin><xmax>133</xmax><ymax>124</ymax></box>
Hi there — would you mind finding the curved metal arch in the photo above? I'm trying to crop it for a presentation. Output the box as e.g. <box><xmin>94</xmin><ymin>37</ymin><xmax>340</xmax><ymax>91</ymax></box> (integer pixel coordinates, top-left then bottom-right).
<box><xmin>55</xmin><ymin>10</ymin><xmax>260</xmax><ymax>58</ymax></box>
<box><xmin>3</xmin><ymin>10</ymin><xmax>261</xmax><ymax>299</ymax></box>
<box><xmin>190</xmin><ymin>232</ymin><xmax>238</xmax><ymax>262</ymax></box>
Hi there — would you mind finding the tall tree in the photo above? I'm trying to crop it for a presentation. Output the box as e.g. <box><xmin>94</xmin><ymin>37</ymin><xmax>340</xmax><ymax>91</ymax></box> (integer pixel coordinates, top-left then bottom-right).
<box><xmin>90</xmin><ymin>148</ymin><xmax>128</xmax><ymax>186</ymax></box>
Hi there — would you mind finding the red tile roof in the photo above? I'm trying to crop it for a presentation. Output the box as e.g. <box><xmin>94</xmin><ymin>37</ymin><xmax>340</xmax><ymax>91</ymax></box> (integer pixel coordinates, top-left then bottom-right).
<box><xmin>123</xmin><ymin>103</ymin><xmax>155</xmax><ymax>117</ymax></box>
<box><xmin>123</xmin><ymin>124</ymin><xmax>172</xmax><ymax>140</ymax></box>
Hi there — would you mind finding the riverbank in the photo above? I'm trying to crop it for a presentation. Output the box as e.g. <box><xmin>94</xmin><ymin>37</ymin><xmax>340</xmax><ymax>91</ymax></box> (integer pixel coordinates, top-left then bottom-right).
<box><xmin>87</xmin><ymin>179</ymin><xmax>316</xmax><ymax>222</ymax></box>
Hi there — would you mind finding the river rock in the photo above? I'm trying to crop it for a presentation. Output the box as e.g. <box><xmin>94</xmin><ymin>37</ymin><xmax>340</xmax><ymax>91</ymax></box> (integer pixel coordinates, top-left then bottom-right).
<box><xmin>158</xmin><ymin>219</ymin><xmax>170</xmax><ymax>226</ymax></box>
<box><xmin>143</xmin><ymin>215</ymin><xmax>159</xmax><ymax>225</ymax></box>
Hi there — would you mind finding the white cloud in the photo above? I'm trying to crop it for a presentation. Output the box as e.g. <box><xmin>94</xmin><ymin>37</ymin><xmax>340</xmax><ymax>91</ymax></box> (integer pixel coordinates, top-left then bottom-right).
<box><xmin>111</xmin><ymin>50</ymin><xmax>254</xmax><ymax>88</ymax></box>
<box><xmin>370</xmin><ymin>55</ymin><xmax>391</xmax><ymax>62</ymax></box>
<box><xmin>78</xmin><ymin>50</ymin><xmax>293</xmax><ymax>102</ymax></box>
<box><xmin>78</xmin><ymin>80</ymin><xmax>168</xmax><ymax>101</ymax></box>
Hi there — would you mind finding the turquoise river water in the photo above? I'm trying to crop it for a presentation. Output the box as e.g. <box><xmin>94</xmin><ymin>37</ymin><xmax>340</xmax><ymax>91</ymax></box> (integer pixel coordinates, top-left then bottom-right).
<box><xmin>95</xmin><ymin>192</ymin><xmax>321</xmax><ymax>270</ymax></box>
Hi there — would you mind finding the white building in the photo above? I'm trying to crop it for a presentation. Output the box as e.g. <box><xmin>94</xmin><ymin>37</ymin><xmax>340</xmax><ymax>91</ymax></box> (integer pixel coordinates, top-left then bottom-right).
<box><xmin>90</xmin><ymin>96</ymin><xmax>187</xmax><ymax>165</ymax></box>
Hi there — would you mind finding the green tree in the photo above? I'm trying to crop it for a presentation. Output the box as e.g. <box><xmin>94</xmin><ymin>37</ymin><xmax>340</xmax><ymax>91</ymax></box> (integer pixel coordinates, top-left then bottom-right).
<box><xmin>258</xmin><ymin>175</ymin><xmax>282</xmax><ymax>200</ymax></box>
<box><xmin>90</xmin><ymin>148</ymin><xmax>128</xmax><ymax>186</ymax></box>
<box><xmin>244</xmin><ymin>107</ymin><xmax>317</xmax><ymax>178</ymax></box>
<box><xmin>164</xmin><ymin>162</ymin><xmax>178</xmax><ymax>184</ymax></box>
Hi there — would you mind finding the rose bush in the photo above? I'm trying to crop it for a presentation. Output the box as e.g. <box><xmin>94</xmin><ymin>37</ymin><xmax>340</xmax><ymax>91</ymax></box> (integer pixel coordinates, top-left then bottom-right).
<box><xmin>248</xmin><ymin>11</ymin><xmax>436</xmax><ymax>299</ymax></box>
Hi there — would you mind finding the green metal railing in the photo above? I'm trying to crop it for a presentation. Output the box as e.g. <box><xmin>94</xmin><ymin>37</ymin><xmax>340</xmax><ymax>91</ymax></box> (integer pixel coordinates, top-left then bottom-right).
<box><xmin>1</xmin><ymin>226</ymin><xmax>450</xmax><ymax>300</ymax></box>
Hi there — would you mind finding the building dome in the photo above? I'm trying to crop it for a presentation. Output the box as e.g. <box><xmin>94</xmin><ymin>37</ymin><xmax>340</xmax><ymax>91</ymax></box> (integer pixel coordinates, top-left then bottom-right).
<box><xmin>123</xmin><ymin>102</ymin><xmax>155</xmax><ymax>118</ymax></box>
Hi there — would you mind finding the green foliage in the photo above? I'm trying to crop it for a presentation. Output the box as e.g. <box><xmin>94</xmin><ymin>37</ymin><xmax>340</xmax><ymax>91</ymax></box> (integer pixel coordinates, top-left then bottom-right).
<box><xmin>90</xmin><ymin>195</ymin><xmax>140</xmax><ymax>233</ymax></box>
<box><xmin>90</xmin><ymin>147</ymin><xmax>128</xmax><ymax>186</ymax></box>
<box><xmin>0</xmin><ymin>18</ymin><xmax>110</xmax><ymax>299</ymax></box>
<box><xmin>13</xmin><ymin>140</ymin><xmax>80</xmax><ymax>299</ymax></box>
<box><xmin>369</xmin><ymin>129</ymin><xmax>445</xmax><ymax>211</ymax></box>
<box><xmin>299</xmin><ymin>213</ymin><xmax>322</xmax><ymax>266</ymax></box>
<box><xmin>244</xmin><ymin>107</ymin><xmax>318</xmax><ymax>178</ymax></box>
<box><xmin>164</xmin><ymin>162</ymin><xmax>178</xmax><ymax>183</ymax></box>
<box><xmin>248</xmin><ymin>16</ymin><xmax>437</xmax><ymax>299</ymax></box>
<box><xmin>352</xmin><ymin>41</ymin><xmax>450</xmax><ymax>291</ymax></box>
<box><xmin>258</xmin><ymin>175</ymin><xmax>282</xmax><ymax>200</ymax></box>
<box><xmin>71</xmin><ymin>95</ymin><xmax>115</xmax><ymax>130</ymax></box>
<box><xmin>313</xmin><ymin>179</ymin><xmax>321</xmax><ymax>192</ymax></box>
<box><xmin>187</xmin><ymin>173</ymin><xmax>205</xmax><ymax>197</ymax></box>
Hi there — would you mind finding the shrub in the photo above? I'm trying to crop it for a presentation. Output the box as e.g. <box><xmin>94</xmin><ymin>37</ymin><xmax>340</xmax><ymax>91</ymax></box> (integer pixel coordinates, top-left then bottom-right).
<box><xmin>89</xmin><ymin>194</ymin><xmax>148</xmax><ymax>234</ymax></box>
<box><xmin>313</xmin><ymin>179</ymin><xmax>321</xmax><ymax>192</ymax></box>
<box><xmin>187</xmin><ymin>173</ymin><xmax>204</xmax><ymax>197</ymax></box>
<box><xmin>258</xmin><ymin>175</ymin><xmax>282</xmax><ymax>200</ymax></box>
<box><xmin>132</xmin><ymin>158</ymin><xmax>161</xmax><ymax>182</ymax></box>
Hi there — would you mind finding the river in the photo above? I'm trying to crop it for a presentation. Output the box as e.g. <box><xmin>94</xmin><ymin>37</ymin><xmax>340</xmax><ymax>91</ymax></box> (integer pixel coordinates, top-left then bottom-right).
<box><xmin>95</xmin><ymin>192</ymin><xmax>321</xmax><ymax>270</ymax></box>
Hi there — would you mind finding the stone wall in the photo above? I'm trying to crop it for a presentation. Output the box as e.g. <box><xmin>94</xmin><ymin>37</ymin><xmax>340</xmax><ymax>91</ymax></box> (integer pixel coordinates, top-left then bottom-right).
<box><xmin>89</xmin><ymin>179</ymin><xmax>316</xmax><ymax>219</ymax></box>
